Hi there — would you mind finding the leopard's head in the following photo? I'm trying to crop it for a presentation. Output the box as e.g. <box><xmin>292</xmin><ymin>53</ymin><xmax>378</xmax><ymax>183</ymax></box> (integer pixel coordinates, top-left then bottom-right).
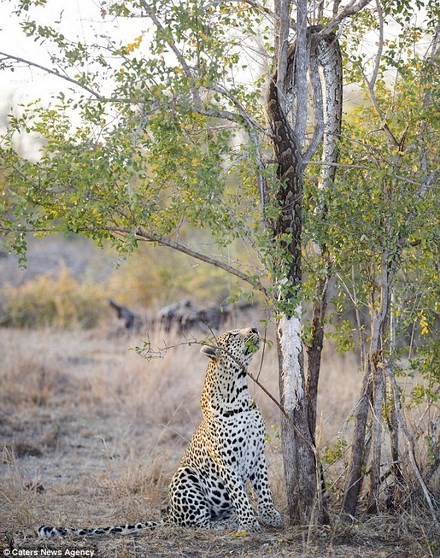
<box><xmin>200</xmin><ymin>327</ymin><xmax>260</xmax><ymax>370</ymax></box>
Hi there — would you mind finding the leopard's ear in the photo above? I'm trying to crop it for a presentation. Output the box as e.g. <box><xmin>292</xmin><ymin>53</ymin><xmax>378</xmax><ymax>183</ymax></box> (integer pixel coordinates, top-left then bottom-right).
<box><xmin>200</xmin><ymin>345</ymin><xmax>220</xmax><ymax>359</ymax></box>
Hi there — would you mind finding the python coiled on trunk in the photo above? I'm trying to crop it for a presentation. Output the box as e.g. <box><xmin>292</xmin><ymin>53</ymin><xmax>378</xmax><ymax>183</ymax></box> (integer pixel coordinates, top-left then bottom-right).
<box><xmin>267</xmin><ymin>25</ymin><xmax>342</xmax><ymax>188</ymax></box>
<box><xmin>266</xmin><ymin>25</ymin><xmax>342</xmax><ymax>284</ymax></box>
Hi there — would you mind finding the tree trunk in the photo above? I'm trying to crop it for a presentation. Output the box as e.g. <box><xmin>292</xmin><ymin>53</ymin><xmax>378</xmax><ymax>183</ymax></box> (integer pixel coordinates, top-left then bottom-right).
<box><xmin>267</xmin><ymin>0</ymin><xmax>345</xmax><ymax>522</ymax></box>
<box><xmin>384</xmin><ymin>299</ymin><xmax>404</xmax><ymax>509</ymax></box>
<box><xmin>367</xmin><ymin>361</ymin><xmax>385</xmax><ymax>513</ymax></box>
<box><xmin>277</xmin><ymin>315</ymin><xmax>318</xmax><ymax>524</ymax></box>
<box><xmin>306</xmin><ymin>266</ymin><xmax>331</xmax><ymax>437</ymax></box>
<box><xmin>342</xmin><ymin>355</ymin><xmax>373</xmax><ymax>518</ymax></box>
<box><xmin>305</xmin><ymin>269</ymin><xmax>331</xmax><ymax>524</ymax></box>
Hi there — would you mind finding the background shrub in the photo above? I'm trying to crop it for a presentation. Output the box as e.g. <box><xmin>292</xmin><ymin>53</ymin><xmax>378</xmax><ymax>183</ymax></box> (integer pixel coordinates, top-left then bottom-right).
<box><xmin>1</xmin><ymin>265</ymin><xmax>107</xmax><ymax>329</ymax></box>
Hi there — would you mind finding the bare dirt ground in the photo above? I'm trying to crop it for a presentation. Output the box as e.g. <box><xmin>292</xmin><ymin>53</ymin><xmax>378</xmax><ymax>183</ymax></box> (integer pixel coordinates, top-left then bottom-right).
<box><xmin>0</xmin><ymin>326</ymin><xmax>436</xmax><ymax>557</ymax></box>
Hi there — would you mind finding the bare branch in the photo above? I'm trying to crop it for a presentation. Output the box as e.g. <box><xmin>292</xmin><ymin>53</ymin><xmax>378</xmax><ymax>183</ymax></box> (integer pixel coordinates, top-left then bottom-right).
<box><xmin>135</xmin><ymin>334</ymin><xmax>286</xmax><ymax>416</ymax></box>
<box><xmin>0</xmin><ymin>221</ymin><xmax>264</xmax><ymax>294</ymax></box>
<box><xmin>209</xmin><ymin>83</ymin><xmax>265</xmax><ymax>133</ymax></box>
<box><xmin>195</xmin><ymin>106</ymin><xmax>244</xmax><ymax>124</ymax></box>
<box><xmin>248</xmin><ymin>127</ymin><xmax>270</xmax><ymax>222</ymax></box>
<box><xmin>138</xmin><ymin>334</ymin><xmax>318</xmax><ymax>450</ymax></box>
<box><xmin>356</xmin><ymin>3</ymin><xmax>399</xmax><ymax>149</ymax></box>
<box><xmin>332</xmin><ymin>0</ymin><xmax>342</xmax><ymax>17</ymax></box>
<box><xmin>336</xmin><ymin>268</ymin><xmax>368</xmax><ymax>360</ymax></box>
<box><xmin>304</xmin><ymin>160</ymin><xmax>437</xmax><ymax>189</ymax></box>
<box><xmin>294</xmin><ymin>0</ymin><xmax>309</xmax><ymax>146</ymax></box>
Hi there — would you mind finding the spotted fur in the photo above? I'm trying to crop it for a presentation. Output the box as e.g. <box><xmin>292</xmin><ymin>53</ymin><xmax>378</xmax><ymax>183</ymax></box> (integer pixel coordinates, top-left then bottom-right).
<box><xmin>38</xmin><ymin>328</ymin><xmax>281</xmax><ymax>538</ymax></box>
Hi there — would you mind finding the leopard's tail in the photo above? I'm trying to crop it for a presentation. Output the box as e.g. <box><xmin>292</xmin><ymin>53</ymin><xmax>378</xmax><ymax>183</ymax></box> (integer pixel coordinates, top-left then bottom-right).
<box><xmin>37</xmin><ymin>521</ymin><xmax>160</xmax><ymax>538</ymax></box>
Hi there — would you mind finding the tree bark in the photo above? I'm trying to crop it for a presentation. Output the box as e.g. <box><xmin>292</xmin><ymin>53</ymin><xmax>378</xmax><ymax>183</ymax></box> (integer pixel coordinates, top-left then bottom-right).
<box><xmin>305</xmin><ymin>267</ymin><xmax>331</xmax><ymax>525</ymax></box>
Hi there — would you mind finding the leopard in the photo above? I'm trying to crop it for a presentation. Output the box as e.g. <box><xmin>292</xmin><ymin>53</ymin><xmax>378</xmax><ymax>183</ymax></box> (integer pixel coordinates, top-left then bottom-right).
<box><xmin>38</xmin><ymin>327</ymin><xmax>282</xmax><ymax>538</ymax></box>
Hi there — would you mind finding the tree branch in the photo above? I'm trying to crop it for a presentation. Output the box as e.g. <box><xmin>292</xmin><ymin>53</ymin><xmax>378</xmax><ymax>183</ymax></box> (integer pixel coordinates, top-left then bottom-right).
<box><xmin>294</xmin><ymin>0</ymin><xmax>309</xmax><ymax>146</ymax></box>
<box><xmin>0</xmin><ymin>221</ymin><xmax>264</xmax><ymax>294</ymax></box>
<box><xmin>210</xmin><ymin>83</ymin><xmax>265</xmax><ymax>133</ymax></box>
<box><xmin>139</xmin><ymin>335</ymin><xmax>318</xmax><ymax>450</ymax></box>
<box><xmin>0</xmin><ymin>51</ymin><xmax>103</xmax><ymax>100</ymax></box>
<box><xmin>319</xmin><ymin>0</ymin><xmax>374</xmax><ymax>37</ymax></box>
<box><xmin>135</xmin><ymin>226</ymin><xmax>266</xmax><ymax>294</ymax></box>
<box><xmin>274</xmin><ymin>0</ymin><xmax>292</xmax><ymax>108</ymax></box>
<box><xmin>369</xmin><ymin>0</ymin><xmax>384</xmax><ymax>91</ymax></box>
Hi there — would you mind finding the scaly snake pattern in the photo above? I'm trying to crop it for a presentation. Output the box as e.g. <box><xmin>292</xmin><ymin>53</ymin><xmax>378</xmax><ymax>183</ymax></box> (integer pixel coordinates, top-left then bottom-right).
<box><xmin>266</xmin><ymin>25</ymin><xmax>342</xmax><ymax>286</ymax></box>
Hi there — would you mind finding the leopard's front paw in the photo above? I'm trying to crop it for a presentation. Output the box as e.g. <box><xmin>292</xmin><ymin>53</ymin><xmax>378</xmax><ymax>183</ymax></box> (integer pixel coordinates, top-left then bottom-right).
<box><xmin>237</xmin><ymin>519</ymin><xmax>262</xmax><ymax>533</ymax></box>
<box><xmin>259</xmin><ymin>509</ymin><xmax>283</xmax><ymax>528</ymax></box>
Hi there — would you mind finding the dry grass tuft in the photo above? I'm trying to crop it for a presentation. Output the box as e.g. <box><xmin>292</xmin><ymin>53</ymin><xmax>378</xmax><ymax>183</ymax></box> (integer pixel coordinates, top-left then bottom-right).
<box><xmin>1</xmin><ymin>359</ymin><xmax>68</xmax><ymax>407</ymax></box>
<box><xmin>1</xmin><ymin>468</ymin><xmax>44</xmax><ymax>535</ymax></box>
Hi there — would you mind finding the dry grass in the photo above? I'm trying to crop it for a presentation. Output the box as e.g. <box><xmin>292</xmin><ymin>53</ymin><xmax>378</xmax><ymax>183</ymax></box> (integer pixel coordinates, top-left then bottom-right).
<box><xmin>0</xmin><ymin>325</ymin><xmax>437</xmax><ymax>557</ymax></box>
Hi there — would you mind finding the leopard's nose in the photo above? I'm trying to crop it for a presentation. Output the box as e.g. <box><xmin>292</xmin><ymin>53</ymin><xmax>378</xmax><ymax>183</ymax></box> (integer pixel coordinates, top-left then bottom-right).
<box><xmin>251</xmin><ymin>328</ymin><xmax>258</xmax><ymax>335</ymax></box>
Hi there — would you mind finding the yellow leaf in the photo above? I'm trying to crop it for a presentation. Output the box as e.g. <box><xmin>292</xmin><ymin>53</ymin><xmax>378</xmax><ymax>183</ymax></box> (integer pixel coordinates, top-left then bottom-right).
<box><xmin>419</xmin><ymin>313</ymin><xmax>429</xmax><ymax>335</ymax></box>
<box><xmin>125</xmin><ymin>34</ymin><xmax>144</xmax><ymax>53</ymax></box>
<box><xmin>230</xmin><ymin>530</ymin><xmax>250</xmax><ymax>537</ymax></box>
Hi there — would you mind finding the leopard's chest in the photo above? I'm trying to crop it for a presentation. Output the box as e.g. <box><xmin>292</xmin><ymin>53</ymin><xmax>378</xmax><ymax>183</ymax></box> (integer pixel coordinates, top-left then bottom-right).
<box><xmin>211</xmin><ymin>409</ymin><xmax>265</xmax><ymax>474</ymax></box>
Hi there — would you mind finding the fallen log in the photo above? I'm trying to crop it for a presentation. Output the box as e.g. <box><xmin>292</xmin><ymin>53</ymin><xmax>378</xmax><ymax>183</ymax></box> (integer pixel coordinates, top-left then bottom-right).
<box><xmin>109</xmin><ymin>299</ymin><xmax>144</xmax><ymax>330</ymax></box>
